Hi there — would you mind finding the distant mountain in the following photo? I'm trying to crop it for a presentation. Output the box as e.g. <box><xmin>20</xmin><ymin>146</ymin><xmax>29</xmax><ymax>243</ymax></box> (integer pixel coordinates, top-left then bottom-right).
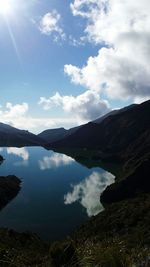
<box><xmin>38</xmin><ymin>125</ymin><xmax>82</xmax><ymax>143</ymax></box>
<box><xmin>0</xmin><ymin>123</ymin><xmax>45</xmax><ymax>147</ymax></box>
<box><xmin>50</xmin><ymin>100</ymin><xmax>150</xmax><ymax>166</ymax></box>
<box><xmin>39</xmin><ymin>104</ymin><xmax>137</xmax><ymax>144</ymax></box>
<box><xmin>38</xmin><ymin>127</ymin><xmax>67</xmax><ymax>143</ymax></box>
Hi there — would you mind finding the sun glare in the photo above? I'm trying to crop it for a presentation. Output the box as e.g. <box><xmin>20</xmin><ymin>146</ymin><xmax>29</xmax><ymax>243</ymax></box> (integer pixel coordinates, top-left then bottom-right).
<box><xmin>0</xmin><ymin>1</ymin><xmax>11</xmax><ymax>15</ymax></box>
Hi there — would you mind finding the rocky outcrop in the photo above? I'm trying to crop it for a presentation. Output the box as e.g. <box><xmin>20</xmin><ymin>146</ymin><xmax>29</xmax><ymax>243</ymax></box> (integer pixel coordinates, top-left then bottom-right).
<box><xmin>0</xmin><ymin>155</ymin><xmax>4</xmax><ymax>162</ymax></box>
<box><xmin>0</xmin><ymin>175</ymin><xmax>21</xmax><ymax>210</ymax></box>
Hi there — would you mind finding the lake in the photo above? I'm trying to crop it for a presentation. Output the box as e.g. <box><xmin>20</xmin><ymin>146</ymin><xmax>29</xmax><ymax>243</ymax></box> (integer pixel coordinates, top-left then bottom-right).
<box><xmin>0</xmin><ymin>147</ymin><xmax>115</xmax><ymax>241</ymax></box>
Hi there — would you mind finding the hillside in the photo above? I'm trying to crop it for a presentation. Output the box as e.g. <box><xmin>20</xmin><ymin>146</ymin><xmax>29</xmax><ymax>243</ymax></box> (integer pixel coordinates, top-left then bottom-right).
<box><xmin>93</xmin><ymin>103</ymin><xmax>136</xmax><ymax>124</ymax></box>
<box><xmin>38</xmin><ymin>125</ymin><xmax>82</xmax><ymax>143</ymax></box>
<box><xmin>38</xmin><ymin>127</ymin><xmax>67</xmax><ymax>143</ymax></box>
<box><xmin>0</xmin><ymin>123</ymin><xmax>45</xmax><ymax>147</ymax></box>
<box><xmin>38</xmin><ymin>103</ymin><xmax>137</xmax><ymax>144</ymax></box>
<box><xmin>50</xmin><ymin>100</ymin><xmax>150</xmax><ymax>167</ymax></box>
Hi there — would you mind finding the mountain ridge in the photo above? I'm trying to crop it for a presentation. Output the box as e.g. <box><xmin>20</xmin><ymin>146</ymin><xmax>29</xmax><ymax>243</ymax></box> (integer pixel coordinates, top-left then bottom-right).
<box><xmin>49</xmin><ymin>100</ymin><xmax>150</xmax><ymax>166</ymax></box>
<box><xmin>0</xmin><ymin>122</ymin><xmax>46</xmax><ymax>147</ymax></box>
<box><xmin>38</xmin><ymin>103</ymin><xmax>138</xmax><ymax>144</ymax></box>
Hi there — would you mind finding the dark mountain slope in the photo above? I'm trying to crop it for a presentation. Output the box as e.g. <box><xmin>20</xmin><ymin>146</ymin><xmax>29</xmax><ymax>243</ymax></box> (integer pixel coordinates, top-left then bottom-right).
<box><xmin>38</xmin><ymin>104</ymin><xmax>137</xmax><ymax>144</ymax></box>
<box><xmin>93</xmin><ymin>103</ymin><xmax>136</xmax><ymax>124</ymax></box>
<box><xmin>0</xmin><ymin>123</ymin><xmax>45</xmax><ymax>147</ymax></box>
<box><xmin>51</xmin><ymin>100</ymin><xmax>150</xmax><ymax>165</ymax></box>
<box><xmin>38</xmin><ymin>125</ymin><xmax>82</xmax><ymax>143</ymax></box>
<box><xmin>101</xmin><ymin>159</ymin><xmax>150</xmax><ymax>204</ymax></box>
<box><xmin>38</xmin><ymin>127</ymin><xmax>67</xmax><ymax>143</ymax></box>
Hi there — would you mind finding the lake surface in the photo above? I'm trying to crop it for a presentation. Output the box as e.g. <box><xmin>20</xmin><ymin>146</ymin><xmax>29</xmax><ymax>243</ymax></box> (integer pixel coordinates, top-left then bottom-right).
<box><xmin>0</xmin><ymin>147</ymin><xmax>114</xmax><ymax>241</ymax></box>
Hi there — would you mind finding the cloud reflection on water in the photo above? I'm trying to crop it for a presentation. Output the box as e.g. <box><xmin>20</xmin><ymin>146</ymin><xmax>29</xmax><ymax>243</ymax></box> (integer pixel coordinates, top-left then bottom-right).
<box><xmin>7</xmin><ymin>147</ymin><xmax>29</xmax><ymax>160</ymax></box>
<box><xmin>6</xmin><ymin>147</ymin><xmax>29</xmax><ymax>166</ymax></box>
<box><xmin>39</xmin><ymin>153</ymin><xmax>74</xmax><ymax>170</ymax></box>
<box><xmin>64</xmin><ymin>171</ymin><xmax>115</xmax><ymax>217</ymax></box>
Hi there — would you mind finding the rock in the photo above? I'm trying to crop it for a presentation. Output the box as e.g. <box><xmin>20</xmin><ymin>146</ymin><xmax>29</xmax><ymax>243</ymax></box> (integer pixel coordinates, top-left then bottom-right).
<box><xmin>0</xmin><ymin>175</ymin><xmax>21</xmax><ymax>210</ymax></box>
<box><xmin>0</xmin><ymin>155</ymin><xmax>4</xmax><ymax>161</ymax></box>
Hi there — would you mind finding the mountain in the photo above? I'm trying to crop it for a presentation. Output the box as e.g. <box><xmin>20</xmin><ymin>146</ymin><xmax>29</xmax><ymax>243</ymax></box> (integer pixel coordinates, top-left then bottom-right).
<box><xmin>38</xmin><ymin>125</ymin><xmax>82</xmax><ymax>143</ymax></box>
<box><xmin>93</xmin><ymin>103</ymin><xmax>136</xmax><ymax>124</ymax></box>
<box><xmin>50</xmin><ymin>100</ymin><xmax>150</xmax><ymax>166</ymax></box>
<box><xmin>38</xmin><ymin>127</ymin><xmax>67</xmax><ymax>143</ymax></box>
<box><xmin>38</xmin><ymin>103</ymin><xmax>137</xmax><ymax>144</ymax></box>
<box><xmin>0</xmin><ymin>123</ymin><xmax>45</xmax><ymax>147</ymax></box>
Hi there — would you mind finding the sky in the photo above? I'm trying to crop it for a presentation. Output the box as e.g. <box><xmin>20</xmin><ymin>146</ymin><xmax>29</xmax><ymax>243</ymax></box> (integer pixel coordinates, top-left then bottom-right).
<box><xmin>0</xmin><ymin>0</ymin><xmax>150</xmax><ymax>133</ymax></box>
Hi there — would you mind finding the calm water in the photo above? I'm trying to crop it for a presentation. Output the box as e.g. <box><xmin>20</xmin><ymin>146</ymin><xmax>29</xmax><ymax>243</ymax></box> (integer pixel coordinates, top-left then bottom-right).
<box><xmin>0</xmin><ymin>147</ymin><xmax>114</xmax><ymax>241</ymax></box>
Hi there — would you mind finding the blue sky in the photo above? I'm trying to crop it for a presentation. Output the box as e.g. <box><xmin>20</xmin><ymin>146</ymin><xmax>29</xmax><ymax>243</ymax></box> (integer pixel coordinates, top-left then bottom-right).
<box><xmin>0</xmin><ymin>0</ymin><xmax>150</xmax><ymax>132</ymax></box>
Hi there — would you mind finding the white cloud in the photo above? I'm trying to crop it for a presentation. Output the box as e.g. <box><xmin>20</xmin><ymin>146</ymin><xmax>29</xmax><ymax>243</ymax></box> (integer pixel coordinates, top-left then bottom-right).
<box><xmin>71</xmin><ymin>0</ymin><xmax>150</xmax><ymax>44</ymax></box>
<box><xmin>67</xmin><ymin>0</ymin><xmax>150</xmax><ymax>101</ymax></box>
<box><xmin>0</xmin><ymin>102</ymin><xmax>28</xmax><ymax>119</ymax></box>
<box><xmin>68</xmin><ymin>35</ymin><xmax>85</xmax><ymax>47</ymax></box>
<box><xmin>64</xmin><ymin>42</ymin><xmax>150</xmax><ymax>101</ymax></box>
<box><xmin>39</xmin><ymin>153</ymin><xmax>74</xmax><ymax>170</ymax></box>
<box><xmin>39</xmin><ymin>90</ymin><xmax>110</xmax><ymax>122</ymax></box>
<box><xmin>39</xmin><ymin>10</ymin><xmax>65</xmax><ymax>41</ymax></box>
<box><xmin>37</xmin><ymin>1</ymin><xmax>150</xmax><ymax>122</ymax></box>
<box><xmin>65</xmin><ymin>45</ymin><xmax>150</xmax><ymax>100</ymax></box>
<box><xmin>64</xmin><ymin>171</ymin><xmax>115</xmax><ymax>217</ymax></box>
<box><xmin>64</xmin><ymin>53</ymin><xmax>110</xmax><ymax>92</ymax></box>
<box><xmin>39</xmin><ymin>0</ymin><xmax>150</xmax><ymax>121</ymax></box>
<box><xmin>134</xmin><ymin>96</ymin><xmax>150</xmax><ymax>104</ymax></box>
<box><xmin>0</xmin><ymin>102</ymin><xmax>30</xmax><ymax>129</ymax></box>
<box><xmin>0</xmin><ymin>102</ymin><xmax>78</xmax><ymax>133</ymax></box>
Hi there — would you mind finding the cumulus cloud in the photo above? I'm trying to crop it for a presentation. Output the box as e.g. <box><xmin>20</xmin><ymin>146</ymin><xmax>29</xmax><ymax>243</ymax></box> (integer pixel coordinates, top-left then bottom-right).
<box><xmin>39</xmin><ymin>90</ymin><xmax>110</xmax><ymax>122</ymax></box>
<box><xmin>64</xmin><ymin>61</ymin><xmax>103</xmax><ymax>91</ymax></box>
<box><xmin>39</xmin><ymin>10</ymin><xmax>65</xmax><ymax>41</ymax></box>
<box><xmin>64</xmin><ymin>171</ymin><xmax>115</xmax><ymax>217</ymax></box>
<box><xmin>0</xmin><ymin>102</ymin><xmax>28</xmax><ymax>119</ymax></box>
<box><xmin>0</xmin><ymin>102</ymin><xmax>78</xmax><ymax>133</ymax></box>
<box><xmin>39</xmin><ymin>0</ymin><xmax>150</xmax><ymax>122</ymax></box>
<box><xmin>65</xmin><ymin>46</ymin><xmax>150</xmax><ymax>100</ymax></box>
<box><xmin>67</xmin><ymin>0</ymin><xmax>150</xmax><ymax>101</ymax></box>
<box><xmin>71</xmin><ymin>0</ymin><xmax>150</xmax><ymax>44</ymax></box>
<box><xmin>39</xmin><ymin>153</ymin><xmax>74</xmax><ymax>170</ymax></box>
<box><xmin>0</xmin><ymin>102</ymin><xmax>30</xmax><ymax>129</ymax></box>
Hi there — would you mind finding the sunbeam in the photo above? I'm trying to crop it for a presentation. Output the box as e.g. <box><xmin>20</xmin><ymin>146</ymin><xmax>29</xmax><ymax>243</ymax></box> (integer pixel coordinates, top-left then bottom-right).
<box><xmin>5</xmin><ymin>19</ymin><xmax>22</xmax><ymax>65</ymax></box>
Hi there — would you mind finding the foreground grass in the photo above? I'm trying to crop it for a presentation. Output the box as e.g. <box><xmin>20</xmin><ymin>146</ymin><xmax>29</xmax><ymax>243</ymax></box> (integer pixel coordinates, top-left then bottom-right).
<box><xmin>0</xmin><ymin>194</ymin><xmax>150</xmax><ymax>267</ymax></box>
<box><xmin>0</xmin><ymin>235</ymin><xmax>149</xmax><ymax>267</ymax></box>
